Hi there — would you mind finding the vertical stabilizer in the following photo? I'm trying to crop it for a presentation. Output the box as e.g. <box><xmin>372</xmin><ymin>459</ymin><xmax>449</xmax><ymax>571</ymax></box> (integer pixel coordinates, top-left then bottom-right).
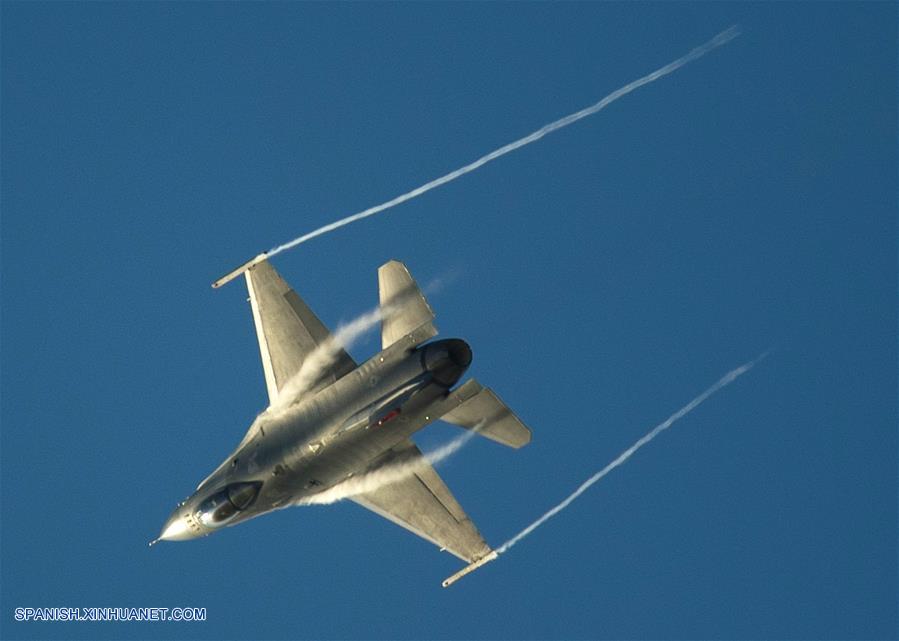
<box><xmin>378</xmin><ymin>260</ymin><xmax>437</xmax><ymax>349</ymax></box>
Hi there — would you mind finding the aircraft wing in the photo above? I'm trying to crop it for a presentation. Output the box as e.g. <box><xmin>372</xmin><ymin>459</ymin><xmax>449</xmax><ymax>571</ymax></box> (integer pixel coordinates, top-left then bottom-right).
<box><xmin>351</xmin><ymin>439</ymin><xmax>493</xmax><ymax>563</ymax></box>
<box><xmin>244</xmin><ymin>260</ymin><xmax>356</xmax><ymax>405</ymax></box>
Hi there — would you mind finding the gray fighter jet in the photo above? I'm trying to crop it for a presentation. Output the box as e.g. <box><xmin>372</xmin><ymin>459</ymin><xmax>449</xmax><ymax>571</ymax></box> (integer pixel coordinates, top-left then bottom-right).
<box><xmin>154</xmin><ymin>258</ymin><xmax>530</xmax><ymax>584</ymax></box>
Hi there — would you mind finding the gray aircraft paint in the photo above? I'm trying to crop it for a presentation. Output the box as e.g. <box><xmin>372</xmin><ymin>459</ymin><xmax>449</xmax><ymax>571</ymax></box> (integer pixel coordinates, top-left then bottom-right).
<box><xmin>156</xmin><ymin>260</ymin><xmax>530</xmax><ymax>569</ymax></box>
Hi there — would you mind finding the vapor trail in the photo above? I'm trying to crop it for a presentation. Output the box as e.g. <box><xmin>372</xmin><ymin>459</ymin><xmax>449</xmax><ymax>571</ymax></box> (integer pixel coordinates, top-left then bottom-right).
<box><xmin>299</xmin><ymin>424</ymin><xmax>482</xmax><ymax>505</ymax></box>
<box><xmin>259</xmin><ymin>274</ymin><xmax>448</xmax><ymax>426</ymax></box>
<box><xmin>265</xmin><ymin>304</ymin><xmax>386</xmax><ymax>414</ymax></box>
<box><xmin>495</xmin><ymin>352</ymin><xmax>766</xmax><ymax>555</ymax></box>
<box><xmin>265</xmin><ymin>26</ymin><xmax>740</xmax><ymax>258</ymax></box>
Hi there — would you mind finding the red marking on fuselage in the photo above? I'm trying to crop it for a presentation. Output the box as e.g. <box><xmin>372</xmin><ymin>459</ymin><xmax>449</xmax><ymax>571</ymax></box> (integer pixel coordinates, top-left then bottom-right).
<box><xmin>375</xmin><ymin>409</ymin><xmax>401</xmax><ymax>428</ymax></box>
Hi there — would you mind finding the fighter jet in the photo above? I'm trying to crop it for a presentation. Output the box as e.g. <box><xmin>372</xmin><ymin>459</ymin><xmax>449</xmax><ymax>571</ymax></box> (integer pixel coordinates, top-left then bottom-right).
<box><xmin>154</xmin><ymin>258</ymin><xmax>531</xmax><ymax>585</ymax></box>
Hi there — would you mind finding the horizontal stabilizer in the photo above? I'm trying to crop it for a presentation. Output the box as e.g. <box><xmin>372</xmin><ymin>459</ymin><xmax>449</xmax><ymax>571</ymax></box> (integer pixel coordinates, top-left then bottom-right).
<box><xmin>441</xmin><ymin>380</ymin><xmax>532</xmax><ymax>449</ymax></box>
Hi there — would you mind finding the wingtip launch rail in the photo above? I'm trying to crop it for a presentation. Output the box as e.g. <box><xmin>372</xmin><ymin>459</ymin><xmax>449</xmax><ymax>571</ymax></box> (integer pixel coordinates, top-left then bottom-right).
<box><xmin>442</xmin><ymin>550</ymin><xmax>499</xmax><ymax>588</ymax></box>
<box><xmin>212</xmin><ymin>252</ymin><xmax>270</xmax><ymax>288</ymax></box>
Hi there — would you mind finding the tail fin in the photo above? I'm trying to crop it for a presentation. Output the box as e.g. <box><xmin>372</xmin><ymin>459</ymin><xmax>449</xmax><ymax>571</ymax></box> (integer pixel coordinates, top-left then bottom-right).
<box><xmin>442</xmin><ymin>379</ymin><xmax>532</xmax><ymax>449</ymax></box>
<box><xmin>378</xmin><ymin>260</ymin><xmax>437</xmax><ymax>349</ymax></box>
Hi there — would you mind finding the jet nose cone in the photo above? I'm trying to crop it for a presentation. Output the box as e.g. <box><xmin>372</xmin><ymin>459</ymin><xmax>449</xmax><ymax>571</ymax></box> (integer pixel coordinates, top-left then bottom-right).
<box><xmin>157</xmin><ymin>509</ymin><xmax>196</xmax><ymax>542</ymax></box>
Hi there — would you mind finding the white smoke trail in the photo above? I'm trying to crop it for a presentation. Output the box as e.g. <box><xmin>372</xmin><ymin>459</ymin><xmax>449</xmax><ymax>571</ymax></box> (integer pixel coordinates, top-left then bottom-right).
<box><xmin>299</xmin><ymin>424</ymin><xmax>483</xmax><ymax>506</ymax></box>
<box><xmin>265</xmin><ymin>26</ymin><xmax>740</xmax><ymax>258</ymax></box>
<box><xmin>495</xmin><ymin>352</ymin><xmax>767</xmax><ymax>555</ymax></box>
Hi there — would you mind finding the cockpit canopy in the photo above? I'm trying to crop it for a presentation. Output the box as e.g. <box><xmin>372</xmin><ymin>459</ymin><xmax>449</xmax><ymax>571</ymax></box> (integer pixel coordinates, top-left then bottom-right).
<box><xmin>196</xmin><ymin>481</ymin><xmax>262</xmax><ymax>528</ymax></box>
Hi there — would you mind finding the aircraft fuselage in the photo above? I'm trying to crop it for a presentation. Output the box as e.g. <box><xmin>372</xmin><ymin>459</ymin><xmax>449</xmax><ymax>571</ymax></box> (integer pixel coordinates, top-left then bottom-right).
<box><xmin>156</xmin><ymin>333</ymin><xmax>472</xmax><ymax>542</ymax></box>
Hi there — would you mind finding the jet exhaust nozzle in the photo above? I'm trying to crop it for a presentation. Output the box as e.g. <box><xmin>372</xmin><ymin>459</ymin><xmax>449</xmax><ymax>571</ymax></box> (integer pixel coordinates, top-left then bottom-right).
<box><xmin>423</xmin><ymin>339</ymin><xmax>472</xmax><ymax>387</ymax></box>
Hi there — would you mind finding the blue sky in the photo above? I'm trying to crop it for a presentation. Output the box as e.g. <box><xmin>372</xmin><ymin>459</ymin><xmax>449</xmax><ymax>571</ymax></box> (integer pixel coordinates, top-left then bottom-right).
<box><xmin>1</xmin><ymin>3</ymin><xmax>895</xmax><ymax>640</ymax></box>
